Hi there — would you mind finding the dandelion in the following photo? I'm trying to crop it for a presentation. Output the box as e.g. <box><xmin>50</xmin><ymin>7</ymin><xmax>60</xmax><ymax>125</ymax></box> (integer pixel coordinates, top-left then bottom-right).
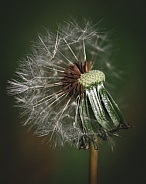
<box><xmin>7</xmin><ymin>19</ymin><xmax>131</xmax><ymax>184</ymax></box>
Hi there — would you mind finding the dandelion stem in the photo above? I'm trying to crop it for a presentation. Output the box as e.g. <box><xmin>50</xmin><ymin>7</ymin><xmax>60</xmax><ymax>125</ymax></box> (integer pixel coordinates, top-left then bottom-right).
<box><xmin>89</xmin><ymin>138</ymin><xmax>99</xmax><ymax>184</ymax></box>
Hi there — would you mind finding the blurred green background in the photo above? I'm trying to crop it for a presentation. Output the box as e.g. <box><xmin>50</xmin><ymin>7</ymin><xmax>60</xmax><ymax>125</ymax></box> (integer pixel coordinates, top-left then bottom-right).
<box><xmin>1</xmin><ymin>0</ymin><xmax>146</xmax><ymax>184</ymax></box>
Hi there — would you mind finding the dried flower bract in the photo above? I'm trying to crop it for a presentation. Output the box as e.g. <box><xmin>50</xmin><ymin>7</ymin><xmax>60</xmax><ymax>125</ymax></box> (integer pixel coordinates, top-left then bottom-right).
<box><xmin>7</xmin><ymin>19</ymin><xmax>131</xmax><ymax>149</ymax></box>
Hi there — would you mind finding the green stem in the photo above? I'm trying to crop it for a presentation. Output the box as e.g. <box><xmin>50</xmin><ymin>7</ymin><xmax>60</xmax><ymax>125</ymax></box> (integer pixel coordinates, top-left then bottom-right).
<box><xmin>89</xmin><ymin>138</ymin><xmax>99</xmax><ymax>184</ymax></box>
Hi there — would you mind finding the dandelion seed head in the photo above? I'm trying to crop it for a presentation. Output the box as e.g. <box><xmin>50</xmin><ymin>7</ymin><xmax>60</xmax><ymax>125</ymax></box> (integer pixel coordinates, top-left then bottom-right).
<box><xmin>7</xmin><ymin>19</ymin><xmax>131</xmax><ymax>149</ymax></box>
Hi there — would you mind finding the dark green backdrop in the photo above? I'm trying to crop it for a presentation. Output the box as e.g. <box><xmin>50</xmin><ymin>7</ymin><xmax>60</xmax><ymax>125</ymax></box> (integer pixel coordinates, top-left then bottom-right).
<box><xmin>1</xmin><ymin>0</ymin><xmax>146</xmax><ymax>184</ymax></box>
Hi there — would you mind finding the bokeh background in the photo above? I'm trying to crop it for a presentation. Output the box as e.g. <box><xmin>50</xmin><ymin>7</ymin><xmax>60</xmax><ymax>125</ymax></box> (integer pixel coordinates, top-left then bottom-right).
<box><xmin>1</xmin><ymin>0</ymin><xmax>146</xmax><ymax>184</ymax></box>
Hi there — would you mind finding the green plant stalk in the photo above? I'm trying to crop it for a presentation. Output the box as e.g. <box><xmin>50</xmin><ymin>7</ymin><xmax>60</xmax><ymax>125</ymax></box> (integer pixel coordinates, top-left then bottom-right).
<box><xmin>89</xmin><ymin>138</ymin><xmax>99</xmax><ymax>184</ymax></box>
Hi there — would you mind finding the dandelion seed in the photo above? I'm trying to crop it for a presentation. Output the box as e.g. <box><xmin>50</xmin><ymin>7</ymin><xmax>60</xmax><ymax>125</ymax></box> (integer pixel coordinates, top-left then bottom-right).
<box><xmin>7</xmin><ymin>19</ymin><xmax>131</xmax><ymax>150</ymax></box>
